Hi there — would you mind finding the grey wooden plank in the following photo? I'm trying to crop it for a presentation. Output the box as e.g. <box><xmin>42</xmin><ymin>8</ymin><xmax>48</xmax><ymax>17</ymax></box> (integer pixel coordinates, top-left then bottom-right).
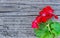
<box><xmin>0</xmin><ymin>0</ymin><xmax>60</xmax><ymax>4</ymax></box>
<box><xmin>2</xmin><ymin>16</ymin><xmax>35</xmax><ymax>24</ymax></box>
<box><xmin>0</xmin><ymin>5</ymin><xmax>59</xmax><ymax>15</ymax></box>
<box><xmin>0</xmin><ymin>0</ymin><xmax>60</xmax><ymax>12</ymax></box>
<box><xmin>0</xmin><ymin>3</ymin><xmax>60</xmax><ymax>11</ymax></box>
<box><xmin>0</xmin><ymin>3</ymin><xmax>60</xmax><ymax>15</ymax></box>
<box><xmin>0</xmin><ymin>24</ymin><xmax>35</xmax><ymax>38</ymax></box>
<box><xmin>0</xmin><ymin>11</ymin><xmax>59</xmax><ymax>16</ymax></box>
<box><xmin>0</xmin><ymin>5</ymin><xmax>18</xmax><ymax>11</ymax></box>
<box><xmin>0</xmin><ymin>16</ymin><xmax>59</xmax><ymax>25</ymax></box>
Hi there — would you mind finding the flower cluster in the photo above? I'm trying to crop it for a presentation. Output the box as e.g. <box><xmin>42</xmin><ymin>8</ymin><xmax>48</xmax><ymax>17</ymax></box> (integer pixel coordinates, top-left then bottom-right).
<box><xmin>32</xmin><ymin>6</ymin><xmax>58</xmax><ymax>29</ymax></box>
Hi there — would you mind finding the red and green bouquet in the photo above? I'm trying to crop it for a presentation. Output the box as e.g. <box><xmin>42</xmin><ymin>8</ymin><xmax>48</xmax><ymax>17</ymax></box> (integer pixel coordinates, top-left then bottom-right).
<box><xmin>32</xmin><ymin>6</ymin><xmax>60</xmax><ymax>38</ymax></box>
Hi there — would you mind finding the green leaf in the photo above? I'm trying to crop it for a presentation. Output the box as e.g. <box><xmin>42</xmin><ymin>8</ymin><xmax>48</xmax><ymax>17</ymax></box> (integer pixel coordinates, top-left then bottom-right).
<box><xmin>34</xmin><ymin>26</ymin><xmax>54</xmax><ymax>38</ymax></box>
<box><xmin>42</xmin><ymin>34</ymin><xmax>53</xmax><ymax>38</ymax></box>
<box><xmin>34</xmin><ymin>23</ymin><xmax>47</xmax><ymax>37</ymax></box>
<box><xmin>51</xmin><ymin>22</ymin><xmax>60</xmax><ymax>35</ymax></box>
<box><xmin>47</xmin><ymin>19</ymin><xmax>53</xmax><ymax>24</ymax></box>
<box><xmin>33</xmin><ymin>20</ymin><xmax>60</xmax><ymax>38</ymax></box>
<box><xmin>38</xmin><ymin>23</ymin><xmax>46</xmax><ymax>30</ymax></box>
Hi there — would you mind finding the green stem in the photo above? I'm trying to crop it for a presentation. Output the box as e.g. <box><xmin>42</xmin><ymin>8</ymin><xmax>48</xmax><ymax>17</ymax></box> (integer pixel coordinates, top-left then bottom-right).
<box><xmin>47</xmin><ymin>24</ymin><xmax>55</xmax><ymax>38</ymax></box>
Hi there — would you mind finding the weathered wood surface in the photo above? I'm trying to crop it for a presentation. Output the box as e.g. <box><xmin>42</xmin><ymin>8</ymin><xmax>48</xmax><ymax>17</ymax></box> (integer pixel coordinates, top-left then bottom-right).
<box><xmin>0</xmin><ymin>3</ymin><xmax>60</xmax><ymax>15</ymax></box>
<box><xmin>0</xmin><ymin>16</ymin><xmax>59</xmax><ymax>25</ymax></box>
<box><xmin>0</xmin><ymin>0</ymin><xmax>60</xmax><ymax>38</ymax></box>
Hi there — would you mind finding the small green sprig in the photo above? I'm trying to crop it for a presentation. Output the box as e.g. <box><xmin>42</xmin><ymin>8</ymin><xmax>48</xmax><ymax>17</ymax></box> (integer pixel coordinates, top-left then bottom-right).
<box><xmin>34</xmin><ymin>20</ymin><xmax>60</xmax><ymax>38</ymax></box>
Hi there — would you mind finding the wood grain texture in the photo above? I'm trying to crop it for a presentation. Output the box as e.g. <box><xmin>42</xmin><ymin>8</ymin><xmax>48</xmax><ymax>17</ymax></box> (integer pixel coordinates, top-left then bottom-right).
<box><xmin>0</xmin><ymin>0</ymin><xmax>60</xmax><ymax>4</ymax></box>
<box><xmin>0</xmin><ymin>0</ymin><xmax>60</xmax><ymax>38</ymax></box>
<box><xmin>0</xmin><ymin>16</ymin><xmax>59</xmax><ymax>25</ymax></box>
<box><xmin>0</xmin><ymin>11</ymin><xmax>59</xmax><ymax>15</ymax></box>
<box><xmin>0</xmin><ymin>3</ymin><xmax>60</xmax><ymax>15</ymax></box>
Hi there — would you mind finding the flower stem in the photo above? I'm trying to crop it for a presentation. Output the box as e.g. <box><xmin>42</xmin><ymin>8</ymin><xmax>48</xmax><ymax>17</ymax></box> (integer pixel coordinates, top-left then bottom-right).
<box><xmin>47</xmin><ymin>24</ymin><xmax>55</xmax><ymax>38</ymax></box>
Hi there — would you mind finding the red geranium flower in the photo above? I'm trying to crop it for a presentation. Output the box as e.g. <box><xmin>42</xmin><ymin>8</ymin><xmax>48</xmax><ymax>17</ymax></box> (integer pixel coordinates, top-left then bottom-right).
<box><xmin>41</xmin><ymin>16</ymin><xmax>48</xmax><ymax>22</ymax></box>
<box><xmin>32</xmin><ymin>20</ymin><xmax>39</xmax><ymax>28</ymax></box>
<box><xmin>35</xmin><ymin>16</ymin><xmax>42</xmax><ymax>23</ymax></box>
<box><xmin>53</xmin><ymin>14</ymin><xmax>58</xmax><ymax>19</ymax></box>
<box><xmin>39</xmin><ymin>6</ymin><xmax>58</xmax><ymax>19</ymax></box>
<box><xmin>32</xmin><ymin>16</ymin><xmax>42</xmax><ymax>28</ymax></box>
<box><xmin>32</xmin><ymin>6</ymin><xmax>58</xmax><ymax>29</ymax></box>
<box><xmin>42</xmin><ymin>6</ymin><xmax>54</xmax><ymax>13</ymax></box>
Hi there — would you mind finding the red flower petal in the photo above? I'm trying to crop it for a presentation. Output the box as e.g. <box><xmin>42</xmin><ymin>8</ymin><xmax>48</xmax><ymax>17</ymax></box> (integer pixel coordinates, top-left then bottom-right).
<box><xmin>46</xmin><ymin>13</ymin><xmax>53</xmax><ymax>19</ymax></box>
<box><xmin>39</xmin><ymin>11</ymin><xmax>48</xmax><ymax>17</ymax></box>
<box><xmin>41</xmin><ymin>16</ymin><xmax>47</xmax><ymax>22</ymax></box>
<box><xmin>35</xmin><ymin>16</ymin><xmax>42</xmax><ymax>23</ymax></box>
<box><xmin>32</xmin><ymin>20</ymin><xmax>39</xmax><ymax>28</ymax></box>
<box><xmin>39</xmin><ymin>11</ymin><xmax>44</xmax><ymax>15</ymax></box>
<box><xmin>54</xmin><ymin>15</ymin><xmax>58</xmax><ymax>19</ymax></box>
<box><xmin>39</xmin><ymin>6</ymin><xmax>54</xmax><ymax>16</ymax></box>
<box><xmin>43</xmin><ymin>6</ymin><xmax>54</xmax><ymax>13</ymax></box>
<box><xmin>48</xmin><ymin>10</ymin><xmax>54</xmax><ymax>14</ymax></box>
